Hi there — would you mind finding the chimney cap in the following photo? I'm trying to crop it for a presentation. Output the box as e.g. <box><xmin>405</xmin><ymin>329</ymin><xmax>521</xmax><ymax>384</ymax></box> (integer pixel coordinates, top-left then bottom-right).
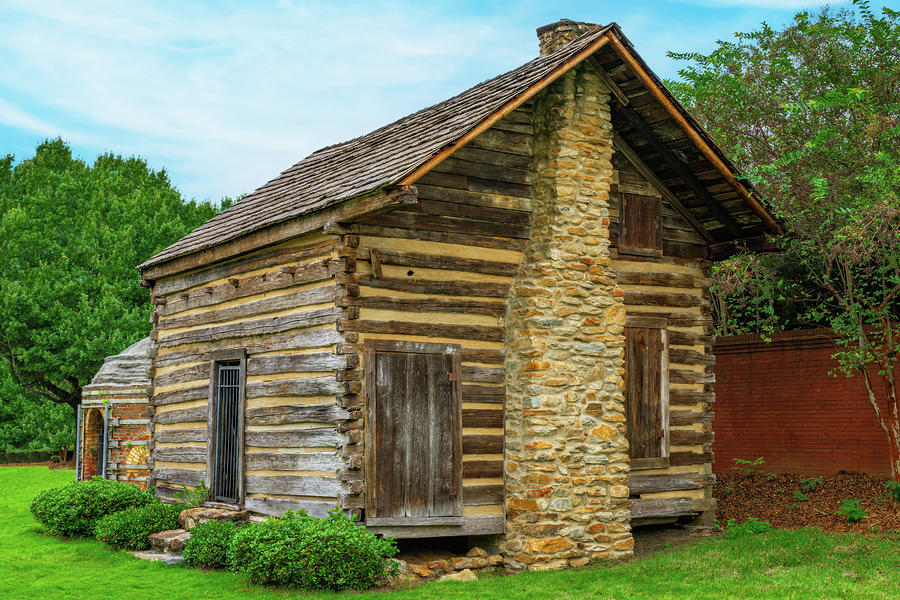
<box><xmin>536</xmin><ymin>19</ymin><xmax>603</xmax><ymax>56</ymax></box>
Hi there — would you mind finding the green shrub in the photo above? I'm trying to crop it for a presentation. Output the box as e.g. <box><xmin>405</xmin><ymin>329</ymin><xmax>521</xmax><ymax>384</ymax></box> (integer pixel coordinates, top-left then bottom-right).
<box><xmin>30</xmin><ymin>478</ymin><xmax>157</xmax><ymax>537</ymax></box>
<box><xmin>724</xmin><ymin>517</ymin><xmax>773</xmax><ymax>538</ymax></box>
<box><xmin>885</xmin><ymin>481</ymin><xmax>900</xmax><ymax>503</ymax></box>
<box><xmin>173</xmin><ymin>481</ymin><xmax>210</xmax><ymax>508</ymax></box>
<box><xmin>800</xmin><ymin>477</ymin><xmax>823</xmax><ymax>492</ymax></box>
<box><xmin>94</xmin><ymin>502</ymin><xmax>185</xmax><ymax>550</ymax></box>
<box><xmin>229</xmin><ymin>508</ymin><xmax>398</xmax><ymax>591</ymax></box>
<box><xmin>184</xmin><ymin>520</ymin><xmax>239</xmax><ymax>569</ymax></box>
<box><xmin>836</xmin><ymin>499</ymin><xmax>867</xmax><ymax>522</ymax></box>
<box><xmin>731</xmin><ymin>457</ymin><xmax>766</xmax><ymax>475</ymax></box>
<box><xmin>793</xmin><ymin>490</ymin><xmax>809</xmax><ymax>502</ymax></box>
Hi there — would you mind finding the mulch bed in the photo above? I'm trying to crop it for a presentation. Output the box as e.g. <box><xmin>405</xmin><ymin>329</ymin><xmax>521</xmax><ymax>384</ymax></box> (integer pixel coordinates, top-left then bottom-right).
<box><xmin>716</xmin><ymin>471</ymin><xmax>900</xmax><ymax>533</ymax></box>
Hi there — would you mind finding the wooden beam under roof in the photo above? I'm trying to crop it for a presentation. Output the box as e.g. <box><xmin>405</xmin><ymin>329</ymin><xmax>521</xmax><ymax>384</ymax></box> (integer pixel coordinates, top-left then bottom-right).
<box><xmin>606</xmin><ymin>33</ymin><xmax>781</xmax><ymax>235</ymax></box>
<box><xmin>616</xmin><ymin>102</ymin><xmax>744</xmax><ymax>240</ymax></box>
<box><xmin>612</xmin><ymin>133</ymin><xmax>714</xmax><ymax>243</ymax></box>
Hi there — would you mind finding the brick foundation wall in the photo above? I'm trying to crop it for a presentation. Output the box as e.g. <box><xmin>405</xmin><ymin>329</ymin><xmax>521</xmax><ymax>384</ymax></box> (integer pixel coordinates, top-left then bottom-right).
<box><xmin>713</xmin><ymin>329</ymin><xmax>892</xmax><ymax>475</ymax></box>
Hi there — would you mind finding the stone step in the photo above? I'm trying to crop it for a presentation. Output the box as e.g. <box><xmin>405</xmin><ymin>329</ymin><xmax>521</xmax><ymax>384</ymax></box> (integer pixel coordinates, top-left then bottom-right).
<box><xmin>147</xmin><ymin>529</ymin><xmax>191</xmax><ymax>554</ymax></box>
<box><xmin>132</xmin><ymin>551</ymin><xmax>185</xmax><ymax>566</ymax></box>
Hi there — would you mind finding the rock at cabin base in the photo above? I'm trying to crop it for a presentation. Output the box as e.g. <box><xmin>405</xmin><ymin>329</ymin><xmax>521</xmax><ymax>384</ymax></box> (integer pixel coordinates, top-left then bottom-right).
<box><xmin>147</xmin><ymin>529</ymin><xmax>191</xmax><ymax>553</ymax></box>
<box><xmin>177</xmin><ymin>507</ymin><xmax>249</xmax><ymax>530</ymax></box>
<box><xmin>439</xmin><ymin>569</ymin><xmax>477</xmax><ymax>582</ymax></box>
<box><xmin>466</xmin><ymin>546</ymin><xmax>488</xmax><ymax>558</ymax></box>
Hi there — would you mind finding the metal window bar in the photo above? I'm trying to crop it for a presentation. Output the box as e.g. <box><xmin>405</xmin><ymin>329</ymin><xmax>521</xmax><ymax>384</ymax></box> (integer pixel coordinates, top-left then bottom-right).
<box><xmin>213</xmin><ymin>364</ymin><xmax>241</xmax><ymax>503</ymax></box>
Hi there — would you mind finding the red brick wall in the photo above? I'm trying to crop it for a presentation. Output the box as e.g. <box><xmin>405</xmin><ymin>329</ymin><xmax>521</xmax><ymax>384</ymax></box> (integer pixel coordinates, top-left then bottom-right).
<box><xmin>713</xmin><ymin>329</ymin><xmax>892</xmax><ymax>475</ymax></box>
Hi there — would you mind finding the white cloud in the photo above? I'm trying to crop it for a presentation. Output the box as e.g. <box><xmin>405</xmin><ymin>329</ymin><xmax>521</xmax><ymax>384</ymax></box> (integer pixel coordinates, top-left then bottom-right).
<box><xmin>0</xmin><ymin>0</ymin><xmax>526</xmax><ymax>200</ymax></box>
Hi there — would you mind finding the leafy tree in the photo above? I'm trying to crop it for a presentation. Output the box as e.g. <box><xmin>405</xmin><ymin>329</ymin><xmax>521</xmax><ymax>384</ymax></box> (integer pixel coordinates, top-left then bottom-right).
<box><xmin>669</xmin><ymin>2</ymin><xmax>900</xmax><ymax>478</ymax></box>
<box><xmin>0</xmin><ymin>139</ymin><xmax>223</xmax><ymax>448</ymax></box>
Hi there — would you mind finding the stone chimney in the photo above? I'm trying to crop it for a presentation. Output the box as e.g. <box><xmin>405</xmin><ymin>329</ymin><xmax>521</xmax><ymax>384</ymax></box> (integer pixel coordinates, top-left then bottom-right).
<box><xmin>500</xmin><ymin>51</ymin><xmax>633</xmax><ymax>570</ymax></box>
<box><xmin>536</xmin><ymin>19</ymin><xmax>602</xmax><ymax>56</ymax></box>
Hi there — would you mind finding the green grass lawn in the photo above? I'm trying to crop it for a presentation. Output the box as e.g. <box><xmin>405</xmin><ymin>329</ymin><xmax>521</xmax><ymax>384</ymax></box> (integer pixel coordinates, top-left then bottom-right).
<box><xmin>2</xmin><ymin>466</ymin><xmax>899</xmax><ymax>600</ymax></box>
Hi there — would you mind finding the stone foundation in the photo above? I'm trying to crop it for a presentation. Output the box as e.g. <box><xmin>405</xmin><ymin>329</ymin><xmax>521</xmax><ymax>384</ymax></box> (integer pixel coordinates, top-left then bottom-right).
<box><xmin>501</xmin><ymin>63</ymin><xmax>633</xmax><ymax>571</ymax></box>
<box><xmin>391</xmin><ymin>547</ymin><xmax>504</xmax><ymax>587</ymax></box>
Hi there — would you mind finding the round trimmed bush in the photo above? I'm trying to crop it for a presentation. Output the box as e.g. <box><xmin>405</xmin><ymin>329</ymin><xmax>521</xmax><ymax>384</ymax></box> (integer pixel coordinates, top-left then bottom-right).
<box><xmin>183</xmin><ymin>520</ymin><xmax>239</xmax><ymax>569</ymax></box>
<box><xmin>30</xmin><ymin>477</ymin><xmax>157</xmax><ymax>537</ymax></box>
<box><xmin>94</xmin><ymin>502</ymin><xmax>186</xmax><ymax>550</ymax></box>
<box><xmin>229</xmin><ymin>508</ymin><xmax>398</xmax><ymax>591</ymax></box>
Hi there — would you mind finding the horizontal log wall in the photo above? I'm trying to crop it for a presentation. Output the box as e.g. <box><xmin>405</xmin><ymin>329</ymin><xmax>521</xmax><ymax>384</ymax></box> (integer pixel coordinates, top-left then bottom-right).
<box><xmin>337</xmin><ymin>108</ymin><xmax>534</xmax><ymax>531</ymax></box>
<box><xmin>149</xmin><ymin>232</ymin><xmax>352</xmax><ymax>517</ymax></box>
<box><xmin>610</xmin><ymin>159</ymin><xmax>716</xmax><ymax>525</ymax></box>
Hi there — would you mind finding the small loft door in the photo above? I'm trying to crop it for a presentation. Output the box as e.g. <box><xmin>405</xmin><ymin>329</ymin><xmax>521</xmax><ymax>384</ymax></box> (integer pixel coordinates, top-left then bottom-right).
<box><xmin>366</xmin><ymin>342</ymin><xmax>462</xmax><ymax>522</ymax></box>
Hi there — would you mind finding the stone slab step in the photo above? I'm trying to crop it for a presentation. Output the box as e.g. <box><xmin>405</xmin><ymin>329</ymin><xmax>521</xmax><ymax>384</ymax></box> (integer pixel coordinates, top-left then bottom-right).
<box><xmin>132</xmin><ymin>551</ymin><xmax>185</xmax><ymax>566</ymax></box>
<box><xmin>147</xmin><ymin>529</ymin><xmax>191</xmax><ymax>554</ymax></box>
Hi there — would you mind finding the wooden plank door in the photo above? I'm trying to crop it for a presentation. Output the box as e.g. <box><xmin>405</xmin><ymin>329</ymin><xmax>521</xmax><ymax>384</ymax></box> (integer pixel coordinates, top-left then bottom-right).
<box><xmin>367</xmin><ymin>342</ymin><xmax>462</xmax><ymax>520</ymax></box>
<box><xmin>624</xmin><ymin>325</ymin><xmax>669</xmax><ymax>468</ymax></box>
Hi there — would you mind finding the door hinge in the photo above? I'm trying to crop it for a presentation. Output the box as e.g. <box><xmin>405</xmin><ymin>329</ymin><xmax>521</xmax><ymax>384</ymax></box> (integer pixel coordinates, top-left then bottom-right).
<box><xmin>657</xmin><ymin>428</ymin><xmax>666</xmax><ymax>438</ymax></box>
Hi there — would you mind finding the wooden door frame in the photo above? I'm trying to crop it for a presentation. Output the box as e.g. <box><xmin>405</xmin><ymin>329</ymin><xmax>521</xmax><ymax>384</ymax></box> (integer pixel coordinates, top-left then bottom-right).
<box><xmin>364</xmin><ymin>339</ymin><xmax>463</xmax><ymax>524</ymax></box>
<box><xmin>206</xmin><ymin>348</ymin><xmax>247</xmax><ymax>507</ymax></box>
<box><xmin>624</xmin><ymin>315</ymin><xmax>670</xmax><ymax>470</ymax></box>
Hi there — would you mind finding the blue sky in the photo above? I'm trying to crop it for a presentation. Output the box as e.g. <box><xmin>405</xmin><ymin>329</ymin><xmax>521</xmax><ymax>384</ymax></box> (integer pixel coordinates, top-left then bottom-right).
<box><xmin>0</xmin><ymin>0</ymin><xmax>893</xmax><ymax>202</ymax></box>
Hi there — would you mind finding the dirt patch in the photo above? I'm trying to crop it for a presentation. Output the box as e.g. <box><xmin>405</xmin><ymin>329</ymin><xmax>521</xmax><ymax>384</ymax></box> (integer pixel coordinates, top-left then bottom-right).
<box><xmin>632</xmin><ymin>524</ymin><xmax>713</xmax><ymax>558</ymax></box>
<box><xmin>716</xmin><ymin>471</ymin><xmax>900</xmax><ymax>533</ymax></box>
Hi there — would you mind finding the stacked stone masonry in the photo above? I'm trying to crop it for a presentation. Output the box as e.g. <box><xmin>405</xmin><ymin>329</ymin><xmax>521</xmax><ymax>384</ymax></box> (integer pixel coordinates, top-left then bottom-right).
<box><xmin>501</xmin><ymin>64</ymin><xmax>633</xmax><ymax>571</ymax></box>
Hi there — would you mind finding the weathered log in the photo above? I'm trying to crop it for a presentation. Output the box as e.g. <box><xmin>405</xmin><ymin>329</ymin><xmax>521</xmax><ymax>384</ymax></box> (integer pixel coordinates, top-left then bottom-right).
<box><xmin>669</xmin><ymin>368</ymin><xmax>715</xmax><ymax>385</ymax></box>
<box><xmin>462</xmin><ymin>408</ymin><xmax>504</xmax><ymax>429</ymax></box>
<box><xmin>627</xmin><ymin>473</ymin><xmax>715</xmax><ymax>495</ymax></box>
<box><xmin>154</xmin><ymin>405</ymin><xmax>208</xmax><ymax>425</ymax></box>
<box><xmin>153</xmin><ymin>385</ymin><xmax>207</xmax><ymax>407</ymax></box>
<box><xmin>152</xmin><ymin>467</ymin><xmax>206</xmax><ymax>487</ymax></box>
<box><xmin>245</xmin><ymin>404</ymin><xmax>350</xmax><ymax>426</ymax></box>
<box><xmin>354</xmin><ymin>224</ymin><xmax>526</xmax><ymax>251</ymax></box>
<box><xmin>155</xmin><ymin>428</ymin><xmax>206</xmax><ymax>443</ymax></box>
<box><xmin>158</xmin><ymin>259</ymin><xmax>333</xmax><ymax>316</ymax></box>
<box><xmin>617</xmin><ymin>270</ymin><xmax>696</xmax><ymax>288</ymax></box>
<box><xmin>246</xmin><ymin>377</ymin><xmax>344</xmax><ymax>399</ymax></box>
<box><xmin>244</xmin><ymin>428</ymin><xmax>343</xmax><ymax>448</ymax></box>
<box><xmin>355</xmin><ymin>274</ymin><xmax>511</xmax><ymax>298</ymax></box>
<box><xmin>462</xmin><ymin>434</ymin><xmax>503</xmax><ymax>454</ymax></box>
<box><xmin>669</xmin><ymin>410</ymin><xmax>715</xmax><ymax>426</ymax></box>
<box><xmin>244</xmin><ymin>496</ymin><xmax>337</xmax><ymax>518</ymax></box>
<box><xmin>154</xmin><ymin>239</ymin><xmax>337</xmax><ymax>297</ymax></box>
<box><xmin>158</xmin><ymin>308</ymin><xmax>341</xmax><ymax>348</ymax></box>
<box><xmin>246</xmin><ymin>353</ymin><xmax>349</xmax><ymax>377</ymax></box>
<box><xmin>460</xmin><ymin>365</ymin><xmax>505</xmax><ymax>384</ymax></box>
<box><xmin>624</xmin><ymin>291</ymin><xmax>704</xmax><ymax>308</ymax></box>
<box><xmin>630</xmin><ymin>497</ymin><xmax>715</xmax><ymax>520</ymax></box>
<box><xmin>462</xmin><ymin>484</ymin><xmax>503</xmax><ymax>506</ymax></box>
<box><xmin>245</xmin><ymin>451</ymin><xmax>344</xmax><ymax>472</ymax></box>
<box><xmin>154</xmin><ymin>363</ymin><xmax>209</xmax><ymax>389</ymax></box>
<box><xmin>461</xmin><ymin>384</ymin><xmax>505</xmax><ymax>403</ymax></box>
<box><xmin>160</xmin><ymin>286</ymin><xmax>337</xmax><ymax>329</ymax></box>
<box><xmin>344</xmin><ymin>320</ymin><xmax>503</xmax><ymax>342</ymax></box>
<box><xmin>669</xmin><ymin>429</ymin><xmax>715</xmax><ymax>446</ymax></box>
<box><xmin>463</xmin><ymin>459</ymin><xmax>503</xmax><ymax>479</ymax></box>
<box><xmin>245</xmin><ymin>475</ymin><xmax>343</xmax><ymax>497</ymax></box>
<box><xmin>153</xmin><ymin>329</ymin><xmax>341</xmax><ymax>368</ymax></box>
<box><xmin>669</xmin><ymin>390</ymin><xmax>715</xmax><ymax>406</ymax></box>
<box><xmin>152</xmin><ymin>447</ymin><xmax>206</xmax><ymax>463</ymax></box>
<box><xmin>345</xmin><ymin>296</ymin><xmax>506</xmax><ymax>317</ymax></box>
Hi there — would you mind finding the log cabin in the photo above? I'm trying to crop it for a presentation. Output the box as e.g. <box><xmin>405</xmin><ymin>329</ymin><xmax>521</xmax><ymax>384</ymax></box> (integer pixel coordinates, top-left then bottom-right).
<box><xmin>134</xmin><ymin>20</ymin><xmax>780</xmax><ymax>570</ymax></box>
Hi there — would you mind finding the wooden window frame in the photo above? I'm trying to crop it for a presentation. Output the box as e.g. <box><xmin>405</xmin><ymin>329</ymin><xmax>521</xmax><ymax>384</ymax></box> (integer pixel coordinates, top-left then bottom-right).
<box><xmin>619</xmin><ymin>193</ymin><xmax>663</xmax><ymax>258</ymax></box>
<box><xmin>364</xmin><ymin>340</ymin><xmax>463</xmax><ymax>525</ymax></box>
<box><xmin>624</xmin><ymin>315</ymin><xmax>670</xmax><ymax>471</ymax></box>
<box><xmin>206</xmin><ymin>348</ymin><xmax>247</xmax><ymax>508</ymax></box>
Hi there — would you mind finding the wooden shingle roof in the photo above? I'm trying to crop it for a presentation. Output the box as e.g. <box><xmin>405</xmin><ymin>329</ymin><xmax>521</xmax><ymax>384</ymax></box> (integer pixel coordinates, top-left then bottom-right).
<box><xmin>140</xmin><ymin>22</ymin><xmax>778</xmax><ymax>275</ymax></box>
<box><xmin>140</xmin><ymin>25</ymin><xmax>614</xmax><ymax>270</ymax></box>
